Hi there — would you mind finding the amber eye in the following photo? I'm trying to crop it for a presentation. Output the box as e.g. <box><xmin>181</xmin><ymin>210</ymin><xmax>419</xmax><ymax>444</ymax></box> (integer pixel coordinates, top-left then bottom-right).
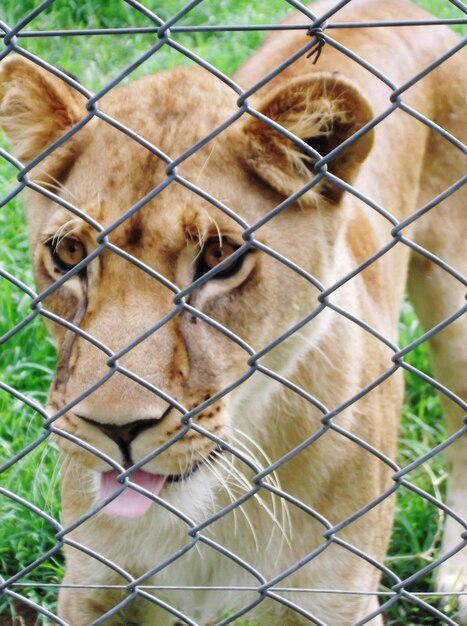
<box><xmin>198</xmin><ymin>240</ymin><xmax>243</xmax><ymax>279</ymax></box>
<box><xmin>49</xmin><ymin>237</ymin><xmax>86</xmax><ymax>273</ymax></box>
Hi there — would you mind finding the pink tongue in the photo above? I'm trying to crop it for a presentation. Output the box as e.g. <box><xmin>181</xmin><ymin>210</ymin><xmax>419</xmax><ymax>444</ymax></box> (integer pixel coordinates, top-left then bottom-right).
<box><xmin>100</xmin><ymin>469</ymin><xmax>166</xmax><ymax>518</ymax></box>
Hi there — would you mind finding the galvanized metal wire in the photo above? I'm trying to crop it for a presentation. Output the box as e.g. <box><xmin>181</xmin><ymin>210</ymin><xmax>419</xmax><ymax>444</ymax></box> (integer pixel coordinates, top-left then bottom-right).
<box><xmin>0</xmin><ymin>0</ymin><xmax>466</xmax><ymax>625</ymax></box>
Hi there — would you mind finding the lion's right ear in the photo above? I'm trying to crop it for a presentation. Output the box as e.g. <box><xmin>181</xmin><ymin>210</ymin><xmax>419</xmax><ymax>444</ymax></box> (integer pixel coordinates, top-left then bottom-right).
<box><xmin>241</xmin><ymin>72</ymin><xmax>374</xmax><ymax>204</ymax></box>
<box><xmin>0</xmin><ymin>56</ymin><xmax>86</xmax><ymax>163</ymax></box>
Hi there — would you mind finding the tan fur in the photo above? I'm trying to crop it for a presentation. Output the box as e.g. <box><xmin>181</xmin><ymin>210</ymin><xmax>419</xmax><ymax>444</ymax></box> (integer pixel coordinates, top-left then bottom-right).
<box><xmin>0</xmin><ymin>1</ymin><xmax>465</xmax><ymax>624</ymax></box>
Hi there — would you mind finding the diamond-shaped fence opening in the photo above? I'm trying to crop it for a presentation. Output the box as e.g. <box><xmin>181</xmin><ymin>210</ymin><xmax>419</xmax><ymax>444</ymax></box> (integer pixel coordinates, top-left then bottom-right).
<box><xmin>0</xmin><ymin>1</ymin><xmax>466</xmax><ymax>625</ymax></box>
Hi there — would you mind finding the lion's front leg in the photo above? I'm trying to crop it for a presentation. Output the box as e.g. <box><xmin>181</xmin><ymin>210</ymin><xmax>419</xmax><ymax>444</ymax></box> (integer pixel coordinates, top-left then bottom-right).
<box><xmin>409</xmin><ymin>257</ymin><xmax>467</xmax><ymax>622</ymax></box>
<box><xmin>436</xmin><ymin>435</ymin><xmax>467</xmax><ymax>622</ymax></box>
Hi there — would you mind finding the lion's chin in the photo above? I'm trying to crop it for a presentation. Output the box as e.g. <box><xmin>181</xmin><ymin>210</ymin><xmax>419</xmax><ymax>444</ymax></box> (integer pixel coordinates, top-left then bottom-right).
<box><xmin>100</xmin><ymin>469</ymin><xmax>166</xmax><ymax>518</ymax></box>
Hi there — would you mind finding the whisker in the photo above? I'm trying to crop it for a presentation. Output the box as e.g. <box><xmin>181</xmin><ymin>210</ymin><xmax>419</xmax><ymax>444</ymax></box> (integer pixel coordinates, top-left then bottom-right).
<box><xmin>49</xmin><ymin>219</ymin><xmax>82</xmax><ymax>248</ymax></box>
<box><xmin>295</xmin><ymin>331</ymin><xmax>334</xmax><ymax>368</ymax></box>
<box><xmin>37</xmin><ymin>173</ymin><xmax>80</xmax><ymax>203</ymax></box>
<box><xmin>202</xmin><ymin>452</ymin><xmax>245</xmax><ymax>541</ymax></box>
<box><xmin>213</xmin><ymin>451</ymin><xmax>291</xmax><ymax>553</ymax></box>
<box><xmin>226</xmin><ymin>431</ymin><xmax>293</xmax><ymax>551</ymax></box>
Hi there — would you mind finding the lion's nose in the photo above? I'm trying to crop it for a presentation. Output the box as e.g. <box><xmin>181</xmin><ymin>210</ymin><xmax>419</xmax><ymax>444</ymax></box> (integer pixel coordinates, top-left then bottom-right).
<box><xmin>79</xmin><ymin>415</ymin><xmax>165</xmax><ymax>463</ymax></box>
<box><xmin>96</xmin><ymin>419</ymin><xmax>157</xmax><ymax>446</ymax></box>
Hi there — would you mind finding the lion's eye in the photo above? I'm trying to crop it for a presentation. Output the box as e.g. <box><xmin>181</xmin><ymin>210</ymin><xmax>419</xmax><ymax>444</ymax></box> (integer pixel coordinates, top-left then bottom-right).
<box><xmin>49</xmin><ymin>237</ymin><xmax>86</xmax><ymax>273</ymax></box>
<box><xmin>198</xmin><ymin>240</ymin><xmax>243</xmax><ymax>279</ymax></box>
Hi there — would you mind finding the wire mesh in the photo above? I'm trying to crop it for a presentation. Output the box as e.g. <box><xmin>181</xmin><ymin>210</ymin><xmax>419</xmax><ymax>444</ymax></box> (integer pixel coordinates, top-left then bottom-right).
<box><xmin>0</xmin><ymin>0</ymin><xmax>466</xmax><ymax>625</ymax></box>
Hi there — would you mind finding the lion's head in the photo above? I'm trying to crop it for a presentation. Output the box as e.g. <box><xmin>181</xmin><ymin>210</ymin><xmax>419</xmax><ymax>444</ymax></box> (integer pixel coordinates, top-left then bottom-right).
<box><xmin>0</xmin><ymin>56</ymin><xmax>373</xmax><ymax>522</ymax></box>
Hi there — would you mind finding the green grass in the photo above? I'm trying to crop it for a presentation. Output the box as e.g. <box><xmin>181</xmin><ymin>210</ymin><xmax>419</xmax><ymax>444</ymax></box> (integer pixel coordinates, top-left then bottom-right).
<box><xmin>1</xmin><ymin>0</ymin><xmax>294</xmax><ymax>89</ymax></box>
<box><xmin>383</xmin><ymin>301</ymin><xmax>447</xmax><ymax>625</ymax></box>
<box><xmin>0</xmin><ymin>1</ymin><xmax>465</xmax><ymax>624</ymax></box>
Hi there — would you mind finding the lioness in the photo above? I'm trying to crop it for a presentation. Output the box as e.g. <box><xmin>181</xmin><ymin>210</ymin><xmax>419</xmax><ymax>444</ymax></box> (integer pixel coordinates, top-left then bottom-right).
<box><xmin>0</xmin><ymin>0</ymin><xmax>465</xmax><ymax>624</ymax></box>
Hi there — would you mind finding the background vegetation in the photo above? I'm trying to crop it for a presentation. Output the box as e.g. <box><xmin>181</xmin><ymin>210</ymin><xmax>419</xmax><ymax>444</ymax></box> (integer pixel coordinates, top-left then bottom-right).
<box><xmin>0</xmin><ymin>0</ymin><xmax>465</xmax><ymax>624</ymax></box>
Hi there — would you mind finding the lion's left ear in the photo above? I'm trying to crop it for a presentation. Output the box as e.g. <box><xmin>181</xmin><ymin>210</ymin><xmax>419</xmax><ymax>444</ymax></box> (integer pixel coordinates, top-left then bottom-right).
<box><xmin>242</xmin><ymin>72</ymin><xmax>374</xmax><ymax>203</ymax></box>
<box><xmin>0</xmin><ymin>55</ymin><xmax>86</xmax><ymax>165</ymax></box>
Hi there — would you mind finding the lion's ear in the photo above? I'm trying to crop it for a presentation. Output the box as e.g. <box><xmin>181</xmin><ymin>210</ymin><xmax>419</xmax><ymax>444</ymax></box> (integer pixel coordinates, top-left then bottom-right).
<box><xmin>0</xmin><ymin>56</ymin><xmax>86</xmax><ymax>164</ymax></box>
<box><xmin>242</xmin><ymin>72</ymin><xmax>374</xmax><ymax>203</ymax></box>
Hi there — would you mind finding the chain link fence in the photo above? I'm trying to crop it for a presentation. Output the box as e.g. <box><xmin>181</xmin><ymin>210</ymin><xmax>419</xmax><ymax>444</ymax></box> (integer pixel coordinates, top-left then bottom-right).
<box><xmin>0</xmin><ymin>0</ymin><xmax>466</xmax><ymax>625</ymax></box>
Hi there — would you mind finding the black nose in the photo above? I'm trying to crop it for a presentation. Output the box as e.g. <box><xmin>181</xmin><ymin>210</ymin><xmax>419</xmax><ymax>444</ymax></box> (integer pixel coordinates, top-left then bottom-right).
<box><xmin>96</xmin><ymin>418</ymin><xmax>158</xmax><ymax>446</ymax></box>
<box><xmin>79</xmin><ymin>416</ymin><xmax>162</xmax><ymax>463</ymax></box>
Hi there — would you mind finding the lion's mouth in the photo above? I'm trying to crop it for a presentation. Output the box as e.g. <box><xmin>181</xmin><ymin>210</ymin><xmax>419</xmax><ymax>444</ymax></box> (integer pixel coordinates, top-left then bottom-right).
<box><xmin>100</xmin><ymin>451</ymin><xmax>220</xmax><ymax>518</ymax></box>
<box><xmin>100</xmin><ymin>469</ymin><xmax>166</xmax><ymax>518</ymax></box>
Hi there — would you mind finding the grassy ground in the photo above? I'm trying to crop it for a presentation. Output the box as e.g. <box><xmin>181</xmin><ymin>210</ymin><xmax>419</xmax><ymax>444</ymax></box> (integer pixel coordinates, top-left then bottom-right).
<box><xmin>0</xmin><ymin>1</ymin><xmax>465</xmax><ymax>624</ymax></box>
